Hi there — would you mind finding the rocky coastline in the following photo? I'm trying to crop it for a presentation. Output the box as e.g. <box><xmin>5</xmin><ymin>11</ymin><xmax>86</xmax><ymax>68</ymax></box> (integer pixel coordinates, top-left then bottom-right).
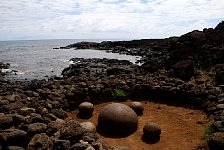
<box><xmin>1</xmin><ymin>21</ymin><xmax>224</xmax><ymax>149</ymax></box>
<box><xmin>0</xmin><ymin>62</ymin><xmax>10</xmax><ymax>79</ymax></box>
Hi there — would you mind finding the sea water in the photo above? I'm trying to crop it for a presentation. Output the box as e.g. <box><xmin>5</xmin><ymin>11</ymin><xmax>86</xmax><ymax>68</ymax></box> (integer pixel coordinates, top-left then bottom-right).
<box><xmin>0</xmin><ymin>39</ymin><xmax>140</xmax><ymax>80</ymax></box>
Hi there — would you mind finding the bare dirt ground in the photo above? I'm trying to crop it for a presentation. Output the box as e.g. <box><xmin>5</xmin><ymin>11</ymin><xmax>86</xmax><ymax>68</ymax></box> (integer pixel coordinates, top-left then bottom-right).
<box><xmin>68</xmin><ymin>101</ymin><xmax>208</xmax><ymax>150</ymax></box>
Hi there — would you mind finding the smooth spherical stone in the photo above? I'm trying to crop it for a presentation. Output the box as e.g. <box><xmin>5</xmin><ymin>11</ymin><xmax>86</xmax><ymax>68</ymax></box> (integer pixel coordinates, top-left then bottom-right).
<box><xmin>98</xmin><ymin>103</ymin><xmax>138</xmax><ymax>135</ymax></box>
<box><xmin>129</xmin><ymin>101</ymin><xmax>144</xmax><ymax>116</ymax></box>
<box><xmin>78</xmin><ymin>102</ymin><xmax>94</xmax><ymax>117</ymax></box>
<box><xmin>143</xmin><ymin>122</ymin><xmax>161</xmax><ymax>139</ymax></box>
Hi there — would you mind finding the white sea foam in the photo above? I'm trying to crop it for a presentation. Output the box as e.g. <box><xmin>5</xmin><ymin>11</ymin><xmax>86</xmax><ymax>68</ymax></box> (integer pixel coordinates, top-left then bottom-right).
<box><xmin>16</xmin><ymin>71</ymin><xmax>25</xmax><ymax>75</ymax></box>
<box><xmin>1</xmin><ymin>68</ymin><xmax>11</xmax><ymax>73</ymax></box>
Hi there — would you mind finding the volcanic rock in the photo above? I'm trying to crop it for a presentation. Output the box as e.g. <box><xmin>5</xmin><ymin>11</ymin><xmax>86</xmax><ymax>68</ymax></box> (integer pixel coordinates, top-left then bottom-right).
<box><xmin>207</xmin><ymin>132</ymin><xmax>224</xmax><ymax>150</ymax></box>
<box><xmin>27</xmin><ymin>133</ymin><xmax>53</xmax><ymax>150</ymax></box>
<box><xmin>51</xmin><ymin>109</ymin><xmax>68</xmax><ymax>119</ymax></box>
<box><xmin>0</xmin><ymin>113</ymin><xmax>13</xmax><ymax>129</ymax></box>
<box><xmin>53</xmin><ymin>139</ymin><xmax>71</xmax><ymax>150</ymax></box>
<box><xmin>7</xmin><ymin>146</ymin><xmax>25</xmax><ymax>150</ymax></box>
<box><xmin>46</xmin><ymin>121</ymin><xmax>64</xmax><ymax>136</ymax></box>
<box><xmin>26</xmin><ymin>123</ymin><xmax>47</xmax><ymax>135</ymax></box>
<box><xmin>0</xmin><ymin>129</ymin><xmax>27</xmax><ymax>146</ymax></box>
<box><xmin>172</xmin><ymin>60</ymin><xmax>194</xmax><ymax>80</ymax></box>
<box><xmin>59</xmin><ymin>120</ymin><xmax>84</xmax><ymax>144</ymax></box>
<box><xmin>80</xmin><ymin>122</ymin><xmax>96</xmax><ymax>133</ymax></box>
<box><xmin>20</xmin><ymin>107</ymin><xmax>36</xmax><ymax>116</ymax></box>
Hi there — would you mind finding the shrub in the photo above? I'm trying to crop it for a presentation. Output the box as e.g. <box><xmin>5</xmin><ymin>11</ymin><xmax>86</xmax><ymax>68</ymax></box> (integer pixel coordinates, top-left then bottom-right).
<box><xmin>203</xmin><ymin>119</ymin><xmax>214</xmax><ymax>141</ymax></box>
<box><xmin>112</xmin><ymin>88</ymin><xmax>127</xmax><ymax>101</ymax></box>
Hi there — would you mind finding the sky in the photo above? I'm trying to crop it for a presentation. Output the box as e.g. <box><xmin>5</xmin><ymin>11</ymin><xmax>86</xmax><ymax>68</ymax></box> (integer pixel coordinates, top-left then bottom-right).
<box><xmin>0</xmin><ymin>0</ymin><xmax>224</xmax><ymax>41</ymax></box>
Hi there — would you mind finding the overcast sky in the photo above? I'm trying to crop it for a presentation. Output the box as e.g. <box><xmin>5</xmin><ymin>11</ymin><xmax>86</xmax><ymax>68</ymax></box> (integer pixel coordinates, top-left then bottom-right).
<box><xmin>0</xmin><ymin>0</ymin><xmax>223</xmax><ymax>41</ymax></box>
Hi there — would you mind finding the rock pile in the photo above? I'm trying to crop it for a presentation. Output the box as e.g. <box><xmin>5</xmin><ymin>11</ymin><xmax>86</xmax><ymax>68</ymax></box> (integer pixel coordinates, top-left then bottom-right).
<box><xmin>62</xmin><ymin>58</ymin><xmax>138</xmax><ymax>78</ymax></box>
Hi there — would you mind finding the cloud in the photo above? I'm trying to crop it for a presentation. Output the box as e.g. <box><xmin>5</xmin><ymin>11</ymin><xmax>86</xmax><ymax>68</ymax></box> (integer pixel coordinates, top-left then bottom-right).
<box><xmin>0</xmin><ymin>0</ymin><xmax>223</xmax><ymax>40</ymax></box>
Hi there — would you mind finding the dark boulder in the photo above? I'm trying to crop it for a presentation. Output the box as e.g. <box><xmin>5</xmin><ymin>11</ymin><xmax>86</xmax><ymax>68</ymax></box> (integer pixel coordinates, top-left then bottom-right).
<box><xmin>107</xmin><ymin>67</ymin><xmax>131</xmax><ymax>75</ymax></box>
<box><xmin>46</xmin><ymin>121</ymin><xmax>64</xmax><ymax>136</ymax></box>
<box><xmin>59</xmin><ymin>120</ymin><xmax>84</xmax><ymax>144</ymax></box>
<box><xmin>44</xmin><ymin>113</ymin><xmax>57</xmax><ymax>121</ymax></box>
<box><xmin>140</xmin><ymin>61</ymin><xmax>160</xmax><ymax>72</ymax></box>
<box><xmin>26</xmin><ymin>123</ymin><xmax>47</xmax><ymax>135</ymax></box>
<box><xmin>82</xmin><ymin>132</ymin><xmax>98</xmax><ymax>143</ymax></box>
<box><xmin>27</xmin><ymin>133</ymin><xmax>53</xmax><ymax>150</ymax></box>
<box><xmin>172</xmin><ymin>60</ymin><xmax>194</xmax><ymax>80</ymax></box>
<box><xmin>53</xmin><ymin>140</ymin><xmax>71</xmax><ymax>150</ymax></box>
<box><xmin>71</xmin><ymin>143</ymin><xmax>88</xmax><ymax>150</ymax></box>
<box><xmin>0</xmin><ymin>129</ymin><xmax>27</xmax><ymax>146</ymax></box>
<box><xmin>12</xmin><ymin>114</ymin><xmax>26</xmax><ymax>126</ymax></box>
<box><xmin>215</xmin><ymin>64</ymin><xmax>224</xmax><ymax>85</ymax></box>
<box><xmin>19</xmin><ymin>107</ymin><xmax>36</xmax><ymax>116</ymax></box>
<box><xmin>51</xmin><ymin>109</ymin><xmax>68</xmax><ymax>119</ymax></box>
<box><xmin>26</xmin><ymin>113</ymin><xmax>45</xmax><ymax>124</ymax></box>
<box><xmin>207</xmin><ymin>132</ymin><xmax>224</xmax><ymax>150</ymax></box>
<box><xmin>132</xmin><ymin>84</ymin><xmax>152</xmax><ymax>99</ymax></box>
<box><xmin>179</xmin><ymin>30</ymin><xmax>206</xmax><ymax>48</ymax></box>
<box><xmin>0</xmin><ymin>114</ymin><xmax>13</xmax><ymax>129</ymax></box>
<box><xmin>0</xmin><ymin>100</ymin><xmax>9</xmax><ymax>106</ymax></box>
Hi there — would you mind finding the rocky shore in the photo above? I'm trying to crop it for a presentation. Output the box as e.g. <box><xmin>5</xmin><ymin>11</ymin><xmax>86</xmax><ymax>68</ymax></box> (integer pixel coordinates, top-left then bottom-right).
<box><xmin>0</xmin><ymin>62</ymin><xmax>10</xmax><ymax>79</ymax></box>
<box><xmin>1</xmin><ymin>21</ymin><xmax>224</xmax><ymax>149</ymax></box>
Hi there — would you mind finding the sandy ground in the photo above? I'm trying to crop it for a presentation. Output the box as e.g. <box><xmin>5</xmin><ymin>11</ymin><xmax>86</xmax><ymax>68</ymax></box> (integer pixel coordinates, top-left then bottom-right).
<box><xmin>68</xmin><ymin>101</ymin><xmax>207</xmax><ymax>150</ymax></box>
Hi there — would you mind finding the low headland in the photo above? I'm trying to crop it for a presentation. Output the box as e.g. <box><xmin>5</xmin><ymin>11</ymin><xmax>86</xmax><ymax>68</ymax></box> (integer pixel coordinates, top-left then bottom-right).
<box><xmin>1</xmin><ymin>21</ymin><xmax>224</xmax><ymax>149</ymax></box>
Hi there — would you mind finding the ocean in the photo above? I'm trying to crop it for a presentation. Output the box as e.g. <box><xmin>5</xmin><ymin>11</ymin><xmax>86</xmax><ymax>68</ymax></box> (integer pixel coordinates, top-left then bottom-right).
<box><xmin>0</xmin><ymin>39</ymin><xmax>140</xmax><ymax>80</ymax></box>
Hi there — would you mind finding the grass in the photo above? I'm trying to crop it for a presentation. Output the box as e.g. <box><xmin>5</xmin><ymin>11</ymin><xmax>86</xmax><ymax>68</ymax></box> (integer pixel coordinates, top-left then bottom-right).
<box><xmin>203</xmin><ymin>119</ymin><xmax>214</xmax><ymax>142</ymax></box>
<box><xmin>190</xmin><ymin>68</ymin><xmax>214</xmax><ymax>84</ymax></box>
<box><xmin>112</xmin><ymin>88</ymin><xmax>127</xmax><ymax>101</ymax></box>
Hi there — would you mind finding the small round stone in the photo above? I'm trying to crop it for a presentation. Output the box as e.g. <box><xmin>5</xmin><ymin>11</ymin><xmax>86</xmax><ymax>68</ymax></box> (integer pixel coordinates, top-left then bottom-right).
<box><xmin>80</xmin><ymin>122</ymin><xmax>96</xmax><ymax>133</ymax></box>
<box><xmin>129</xmin><ymin>101</ymin><xmax>144</xmax><ymax>116</ymax></box>
<box><xmin>98</xmin><ymin>103</ymin><xmax>138</xmax><ymax>135</ymax></box>
<box><xmin>143</xmin><ymin>122</ymin><xmax>161</xmax><ymax>139</ymax></box>
<box><xmin>78</xmin><ymin>102</ymin><xmax>94</xmax><ymax>117</ymax></box>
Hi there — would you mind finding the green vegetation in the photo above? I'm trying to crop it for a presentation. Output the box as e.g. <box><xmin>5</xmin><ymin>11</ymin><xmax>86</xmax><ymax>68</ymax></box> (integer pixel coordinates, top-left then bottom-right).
<box><xmin>112</xmin><ymin>88</ymin><xmax>127</xmax><ymax>101</ymax></box>
<box><xmin>203</xmin><ymin>119</ymin><xmax>214</xmax><ymax>141</ymax></box>
<box><xmin>190</xmin><ymin>76</ymin><xmax>195</xmax><ymax>82</ymax></box>
<box><xmin>190</xmin><ymin>68</ymin><xmax>214</xmax><ymax>84</ymax></box>
<box><xmin>195</xmin><ymin>69</ymin><xmax>207</xmax><ymax>76</ymax></box>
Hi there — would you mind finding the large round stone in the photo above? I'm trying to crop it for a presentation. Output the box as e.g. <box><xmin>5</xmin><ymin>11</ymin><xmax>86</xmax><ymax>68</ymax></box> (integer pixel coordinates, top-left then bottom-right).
<box><xmin>128</xmin><ymin>101</ymin><xmax>144</xmax><ymax>116</ymax></box>
<box><xmin>78</xmin><ymin>102</ymin><xmax>94</xmax><ymax>118</ymax></box>
<box><xmin>98</xmin><ymin>103</ymin><xmax>138</xmax><ymax>135</ymax></box>
<box><xmin>143</xmin><ymin>122</ymin><xmax>161</xmax><ymax>139</ymax></box>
